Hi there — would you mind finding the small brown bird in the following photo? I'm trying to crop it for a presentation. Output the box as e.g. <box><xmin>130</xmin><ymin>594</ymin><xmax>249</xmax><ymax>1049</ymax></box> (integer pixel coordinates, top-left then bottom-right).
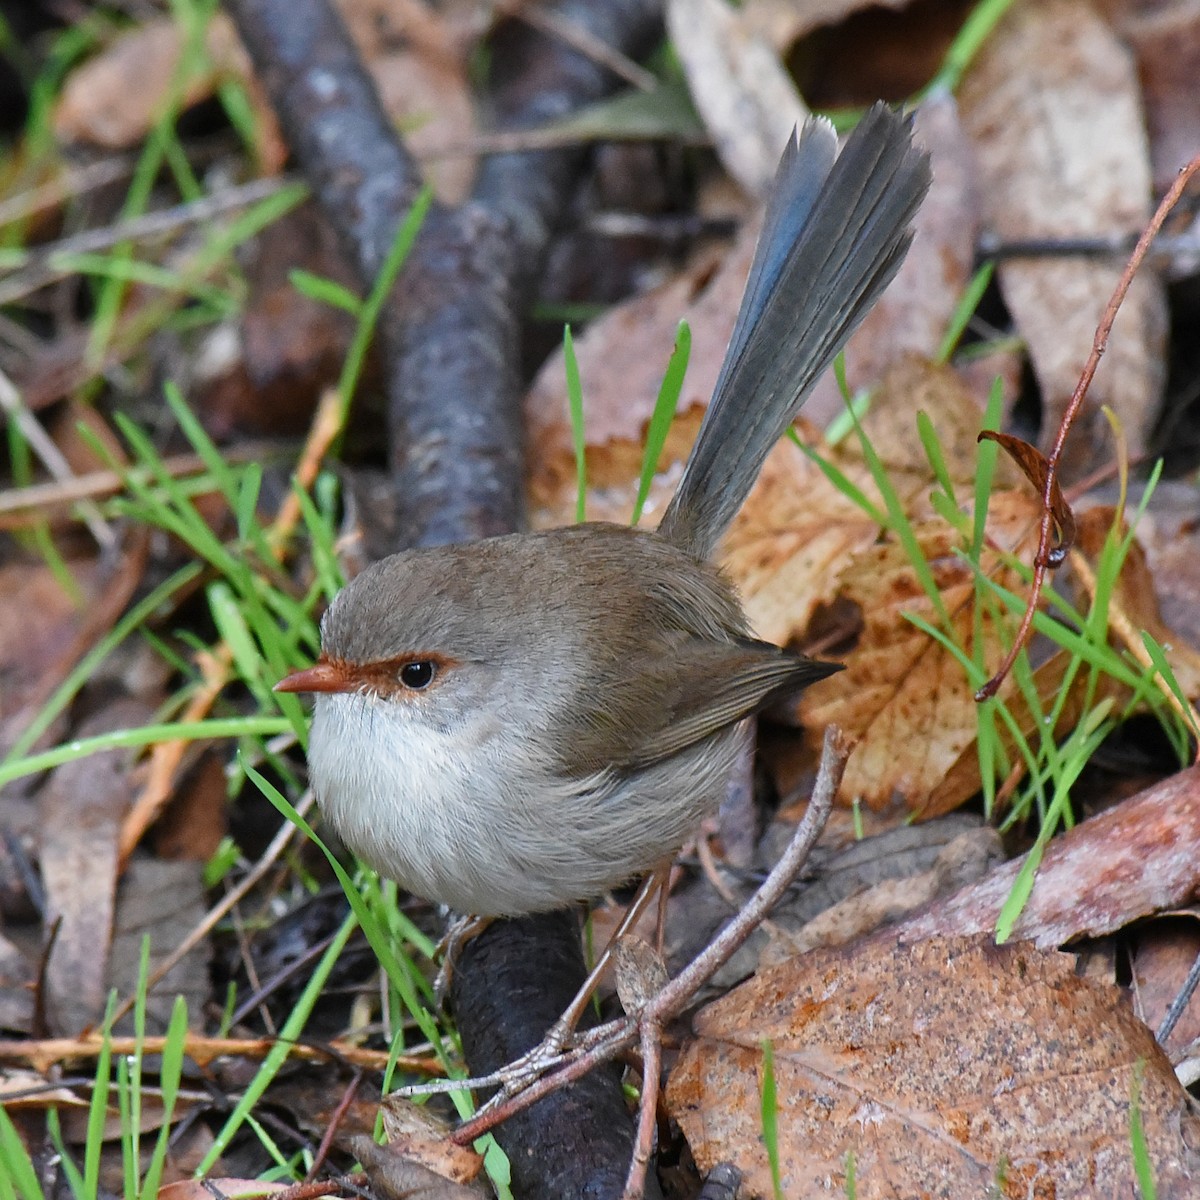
<box><xmin>277</xmin><ymin>104</ymin><xmax>930</xmax><ymax>919</ymax></box>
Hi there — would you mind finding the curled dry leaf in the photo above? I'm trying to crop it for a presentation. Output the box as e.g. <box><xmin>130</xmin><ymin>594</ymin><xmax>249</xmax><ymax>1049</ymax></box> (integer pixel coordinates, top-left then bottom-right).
<box><xmin>667</xmin><ymin>934</ymin><xmax>1200</xmax><ymax>1199</ymax></box>
<box><xmin>959</xmin><ymin>0</ymin><xmax>1167</xmax><ymax>476</ymax></box>
<box><xmin>978</xmin><ymin>430</ymin><xmax>1077</xmax><ymax>560</ymax></box>
<box><xmin>351</xmin><ymin>1133</ymin><xmax>487</xmax><ymax>1199</ymax></box>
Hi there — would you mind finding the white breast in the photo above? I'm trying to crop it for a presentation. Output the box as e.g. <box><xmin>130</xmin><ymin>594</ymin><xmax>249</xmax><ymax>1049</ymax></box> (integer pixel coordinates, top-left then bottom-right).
<box><xmin>307</xmin><ymin>689</ymin><xmax>740</xmax><ymax>916</ymax></box>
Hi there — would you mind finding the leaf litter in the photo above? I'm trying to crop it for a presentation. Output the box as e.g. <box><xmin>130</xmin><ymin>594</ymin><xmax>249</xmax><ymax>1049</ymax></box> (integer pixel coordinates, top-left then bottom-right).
<box><xmin>4</xmin><ymin>0</ymin><xmax>1200</xmax><ymax>1195</ymax></box>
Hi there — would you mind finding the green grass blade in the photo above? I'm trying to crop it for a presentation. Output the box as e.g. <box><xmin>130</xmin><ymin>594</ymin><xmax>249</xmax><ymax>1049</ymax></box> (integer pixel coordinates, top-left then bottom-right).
<box><xmin>564</xmin><ymin>325</ymin><xmax>587</xmax><ymax>523</ymax></box>
<box><xmin>140</xmin><ymin>996</ymin><xmax>189</xmax><ymax>1200</ymax></box>
<box><xmin>336</xmin><ymin>187</ymin><xmax>433</xmax><ymax>412</ymax></box>
<box><xmin>197</xmin><ymin>910</ymin><xmax>359</xmax><ymax>1174</ymax></box>
<box><xmin>0</xmin><ymin>716</ymin><xmax>290</xmax><ymax>787</ymax></box>
<box><xmin>760</xmin><ymin>1039</ymin><xmax>784</xmax><ymax>1200</ymax></box>
<box><xmin>0</xmin><ymin>1106</ymin><xmax>44</xmax><ymax>1200</ymax></box>
<box><xmin>1130</xmin><ymin>1062</ymin><xmax>1157</xmax><ymax>1200</ymax></box>
<box><xmin>289</xmin><ymin>268</ymin><xmax>363</xmax><ymax>316</ymax></box>
<box><xmin>633</xmin><ymin>319</ymin><xmax>690</xmax><ymax>525</ymax></box>
<box><xmin>936</xmin><ymin>261</ymin><xmax>994</xmax><ymax>364</ymax></box>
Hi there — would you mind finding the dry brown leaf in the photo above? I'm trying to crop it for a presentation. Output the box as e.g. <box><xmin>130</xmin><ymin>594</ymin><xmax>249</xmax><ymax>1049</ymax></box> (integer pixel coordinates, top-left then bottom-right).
<box><xmin>351</xmin><ymin>1133</ymin><xmax>487</xmax><ymax>1199</ymax></box>
<box><xmin>380</xmin><ymin>1097</ymin><xmax>484</xmax><ymax>1185</ymax></box>
<box><xmin>668</xmin><ymin>934</ymin><xmax>1200</xmax><ymax>1199</ymax></box>
<box><xmin>54</xmin><ymin>16</ymin><xmax>249</xmax><ymax>148</ymax></box>
<box><xmin>743</xmin><ymin>0</ymin><xmax>912</xmax><ymax>50</ymax></box>
<box><xmin>979</xmin><ymin>430</ymin><xmax>1077</xmax><ymax>553</ymax></box>
<box><xmin>0</xmin><ymin>559</ymin><xmax>98</xmax><ymax>728</ymax></box>
<box><xmin>54</xmin><ymin>5</ymin><xmax>475</xmax><ymax>198</ymax></box>
<box><xmin>107</xmin><ymin>859</ymin><xmax>210</xmax><ymax>1035</ymax></box>
<box><xmin>794</xmin><ymin>491</ymin><xmax>1042</xmax><ymax>812</ymax></box>
<box><xmin>39</xmin><ymin>699</ymin><xmax>152</xmax><ymax>1037</ymax></box>
<box><xmin>715</xmin><ymin>354</ymin><xmax>1008</xmax><ymax>649</ymax></box>
<box><xmin>959</xmin><ymin>0</ymin><xmax>1167</xmax><ymax>477</ymax></box>
<box><xmin>763</xmin><ymin>827</ymin><xmax>1003</xmax><ymax>960</ymax></box>
<box><xmin>1099</xmin><ymin>0</ymin><xmax>1200</xmax><ymax>192</ymax></box>
<box><xmin>899</xmin><ymin>764</ymin><xmax>1200</xmax><ymax>950</ymax></box>
<box><xmin>1132</xmin><ymin>918</ymin><xmax>1200</xmax><ymax>1059</ymax></box>
<box><xmin>717</xmin><ymin>422</ymin><xmax>879</xmax><ymax>647</ymax></box>
<box><xmin>667</xmin><ymin>0</ymin><xmax>807</xmax><ymax>196</ymax></box>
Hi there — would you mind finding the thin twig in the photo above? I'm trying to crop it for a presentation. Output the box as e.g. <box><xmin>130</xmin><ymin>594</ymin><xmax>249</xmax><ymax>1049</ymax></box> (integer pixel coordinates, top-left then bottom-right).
<box><xmin>508</xmin><ymin>2</ymin><xmax>659</xmax><ymax>91</ymax></box>
<box><xmin>0</xmin><ymin>441</ymin><xmax>292</xmax><ymax>521</ymax></box>
<box><xmin>0</xmin><ymin>175</ymin><xmax>298</xmax><ymax>305</ymax></box>
<box><xmin>977</xmin><ymin>151</ymin><xmax>1200</xmax><ymax>701</ymax></box>
<box><xmin>0</xmin><ymin>367</ymin><xmax>116</xmax><ymax>548</ymax></box>
<box><xmin>0</xmin><ymin>1028</ymin><xmax>435</xmax><ymax>1075</ymax></box>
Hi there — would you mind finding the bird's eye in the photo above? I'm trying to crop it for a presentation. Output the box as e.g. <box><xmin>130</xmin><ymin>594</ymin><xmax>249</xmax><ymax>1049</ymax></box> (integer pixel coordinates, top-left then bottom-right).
<box><xmin>399</xmin><ymin>660</ymin><xmax>436</xmax><ymax>690</ymax></box>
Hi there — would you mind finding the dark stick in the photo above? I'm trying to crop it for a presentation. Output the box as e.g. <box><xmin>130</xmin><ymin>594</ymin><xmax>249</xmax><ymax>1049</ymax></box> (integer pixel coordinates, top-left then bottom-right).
<box><xmin>226</xmin><ymin>0</ymin><xmax>664</xmax><ymax>1195</ymax></box>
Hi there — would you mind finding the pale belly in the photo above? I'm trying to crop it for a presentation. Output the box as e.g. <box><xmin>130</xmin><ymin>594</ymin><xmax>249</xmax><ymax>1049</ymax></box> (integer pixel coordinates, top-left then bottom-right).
<box><xmin>307</xmin><ymin>690</ymin><xmax>740</xmax><ymax>916</ymax></box>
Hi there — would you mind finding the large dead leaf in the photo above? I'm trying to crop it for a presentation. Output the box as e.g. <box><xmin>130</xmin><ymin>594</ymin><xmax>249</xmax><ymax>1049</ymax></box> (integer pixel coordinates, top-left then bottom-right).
<box><xmin>959</xmin><ymin>0</ymin><xmax>1167</xmax><ymax>477</ymax></box>
<box><xmin>794</xmin><ymin>491</ymin><xmax>1042</xmax><ymax>812</ymax></box>
<box><xmin>39</xmin><ymin>699</ymin><xmax>152</xmax><ymax>1036</ymax></box>
<box><xmin>716</xmin><ymin>420</ymin><xmax>879</xmax><ymax>647</ymax></box>
<box><xmin>668</xmin><ymin>934</ymin><xmax>1200</xmax><ymax>1199</ymax></box>
<box><xmin>900</xmin><ymin>764</ymin><xmax>1200</xmax><ymax>950</ymax></box>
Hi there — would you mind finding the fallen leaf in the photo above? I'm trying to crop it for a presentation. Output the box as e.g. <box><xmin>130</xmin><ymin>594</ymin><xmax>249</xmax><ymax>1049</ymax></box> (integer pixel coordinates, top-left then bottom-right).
<box><xmin>380</xmin><ymin>1097</ymin><xmax>484</xmax><ymax>1185</ymax></box>
<box><xmin>716</xmin><ymin>421</ymin><xmax>880</xmax><ymax>647</ymax></box>
<box><xmin>1099</xmin><ymin>0</ymin><xmax>1200</xmax><ymax>192</ymax></box>
<box><xmin>959</xmin><ymin>0</ymin><xmax>1167</xmax><ymax>477</ymax></box>
<box><xmin>899</xmin><ymin>764</ymin><xmax>1200</xmax><ymax>949</ymax></box>
<box><xmin>107</xmin><ymin>859</ymin><xmax>210</xmax><ymax>1035</ymax></box>
<box><xmin>39</xmin><ymin>699</ymin><xmax>153</xmax><ymax>1037</ymax></box>
<box><xmin>668</xmin><ymin>934</ymin><xmax>1200</xmax><ymax>1198</ymax></box>
<box><xmin>1131</xmin><ymin>918</ymin><xmax>1200</xmax><ymax>1059</ymax></box>
<box><xmin>667</xmin><ymin>0</ymin><xmax>807</xmax><ymax>196</ymax></box>
<box><xmin>794</xmin><ymin>491</ymin><xmax>1043</xmax><ymax>812</ymax></box>
<box><xmin>351</xmin><ymin>1133</ymin><xmax>487</xmax><ymax>1198</ymax></box>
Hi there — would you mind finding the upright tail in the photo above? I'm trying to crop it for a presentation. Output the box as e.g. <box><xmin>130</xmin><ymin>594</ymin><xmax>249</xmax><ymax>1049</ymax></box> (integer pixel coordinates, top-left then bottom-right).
<box><xmin>657</xmin><ymin>103</ymin><xmax>931</xmax><ymax>561</ymax></box>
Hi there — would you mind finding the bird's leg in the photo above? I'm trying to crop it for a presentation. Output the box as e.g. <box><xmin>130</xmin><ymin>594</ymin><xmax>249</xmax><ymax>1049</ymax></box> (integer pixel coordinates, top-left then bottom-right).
<box><xmin>433</xmin><ymin>913</ymin><xmax>493</xmax><ymax>1004</ymax></box>
<box><xmin>488</xmin><ymin>863</ymin><xmax>673</xmax><ymax>1090</ymax></box>
<box><xmin>446</xmin><ymin>728</ymin><xmax>848</xmax><ymax>1158</ymax></box>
